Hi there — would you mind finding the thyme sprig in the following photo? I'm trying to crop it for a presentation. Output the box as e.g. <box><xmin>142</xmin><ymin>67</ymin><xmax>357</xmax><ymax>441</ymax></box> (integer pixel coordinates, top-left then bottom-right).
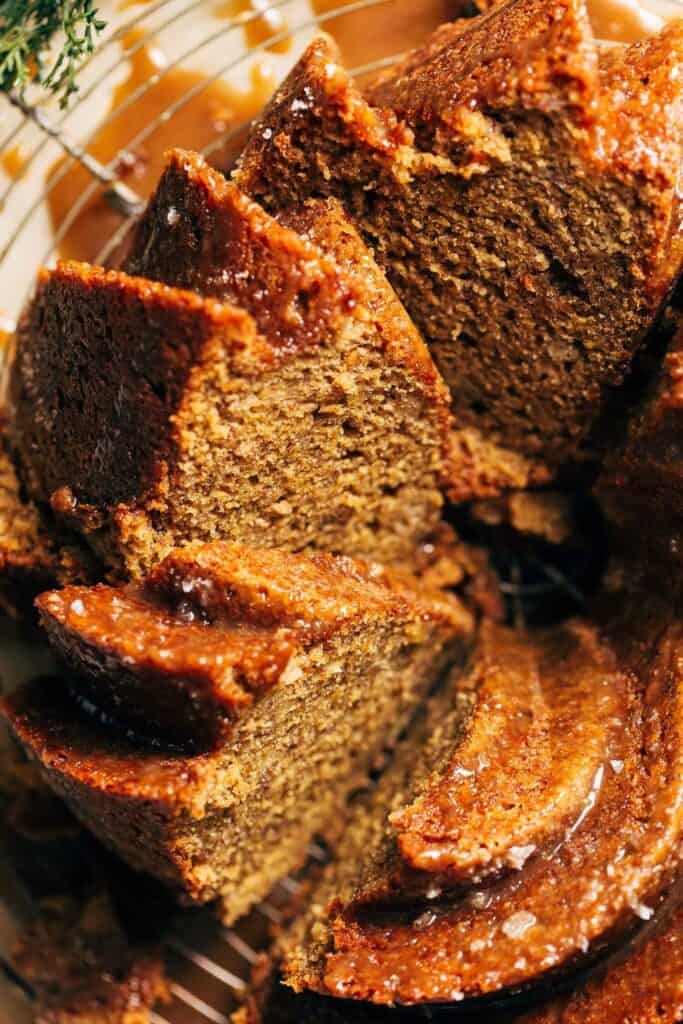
<box><xmin>0</xmin><ymin>1</ymin><xmax>106</xmax><ymax>108</ymax></box>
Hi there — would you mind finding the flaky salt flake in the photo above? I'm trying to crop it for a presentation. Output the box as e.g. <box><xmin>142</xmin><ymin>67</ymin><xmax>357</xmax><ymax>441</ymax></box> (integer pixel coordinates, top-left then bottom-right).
<box><xmin>414</xmin><ymin>910</ymin><xmax>437</xmax><ymax>930</ymax></box>
<box><xmin>166</xmin><ymin>205</ymin><xmax>180</xmax><ymax>226</ymax></box>
<box><xmin>630</xmin><ymin>899</ymin><xmax>654</xmax><ymax>921</ymax></box>
<box><xmin>70</xmin><ymin>598</ymin><xmax>85</xmax><ymax>616</ymax></box>
<box><xmin>506</xmin><ymin>844</ymin><xmax>536</xmax><ymax>870</ymax></box>
<box><xmin>610</xmin><ymin>759</ymin><xmax>624</xmax><ymax>774</ymax></box>
<box><xmin>502</xmin><ymin>910</ymin><xmax>536</xmax><ymax>939</ymax></box>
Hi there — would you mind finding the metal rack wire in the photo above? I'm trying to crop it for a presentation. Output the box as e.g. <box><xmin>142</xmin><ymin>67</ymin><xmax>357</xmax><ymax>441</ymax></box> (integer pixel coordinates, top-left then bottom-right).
<box><xmin>0</xmin><ymin>0</ymin><xmax>399</xmax><ymax>322</ymax></box>
<box><xmin>0</xmin><ymin>1</ymin><xmax>682</xmax><ymax>1020</ymax></box>
<box><xmin>0</xmin><ymin>837</ymin><xmax>331</xmax><ymax>1024</ymax></box>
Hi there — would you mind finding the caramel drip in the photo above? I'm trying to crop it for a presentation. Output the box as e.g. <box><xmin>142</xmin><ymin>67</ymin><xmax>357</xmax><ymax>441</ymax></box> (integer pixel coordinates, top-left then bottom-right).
<box><xmin>311</xmin><ymin>0</ymin><xmax>467</xmax><ymax>72</ymax></box>
<box><xmin>588</xmin><ymin>0</ymin><xmax>670</xmax><ymax>43</ymax></box>
<box><xmin>1</xmin><ymin>145</ymin><xmax>28</xmax><ymax>181</ymax></box>
<box><xmin>215</xmin><ymin>1</ymin><xmax>292</xmax><ymax>54</ymax></box>
<box><xmin>390</xmin><ymin>621</ymin><xmax>625</xmax><ymax>884</ymax></box>
<box><xmin>46</xmin><ymin>30</ymin><xmax>275</xmax><ymax>263</ymax></box>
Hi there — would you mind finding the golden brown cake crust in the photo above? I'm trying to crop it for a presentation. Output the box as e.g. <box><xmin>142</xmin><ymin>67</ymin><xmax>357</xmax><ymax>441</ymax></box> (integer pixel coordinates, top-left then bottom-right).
<box><xmin>11</xmin><ymin>181</ymin><xmax>453</xmax><ymax>579</ymax></box>
<box><xmin>234</xmin><ymin>901</ymin><xmax>683</xmax><ymax>1022</ymax></box>
<box><xmin>367</xmin><ymin>0</ymin><xmax>599</xmax><ymax>134</ymax></box>
<box><xmin>381</xmin><ymin>620</ymin><xmax>626</xmax><ymax>889</ymax></box>
<box><xmin>125</xmin><ymin>150</ymin><xmax>449</xmax><ymax>415</ymax></box>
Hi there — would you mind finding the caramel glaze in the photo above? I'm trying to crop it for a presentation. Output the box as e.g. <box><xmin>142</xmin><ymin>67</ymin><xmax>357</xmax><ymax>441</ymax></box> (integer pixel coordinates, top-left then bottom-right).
<box><xmin>354</xmin><ymin>620</ymin><xmax>628</xmax><ymax>900</ymax></box>
<box><xmin>35</xmin><ymin>542</ymin><xmax>471</xmax><ymax>750</ymax></box>
<box><xmin>247</xmin><ymin>899</ymin><xmax>683</xmax><ymax>1021</ymax></box>
<box><xmin>37</xmin><ymin>585</ymin><xmax>296</xmax><ymax>750</ymax></box>
<box><xmin>522</xmin><ymin>901</ymin><xmax>683</xmax><ymax>1023</ymax></box>
<box><xmin>1</xmin><ymin>145</ymin><xmax>27</xmax><ymax>181</ymax></box>
<box><xmin>47</xmin><ymin>30</ymin><xmax>275</xmax><ymax>264</ymax></box>
<box><xmin>2</xmin><ymin>676</ymin><xmax>216</xmax><ymax>818</ymax></box>
<box><xmin>123</xmin><ymin>149</ymin><xmax>354</xmax><ymax>355</ymax></box>
<box><xmin>305</xmin><ymin>599</ymin><xmax>683</xmax><ymax>1005</ymax></box>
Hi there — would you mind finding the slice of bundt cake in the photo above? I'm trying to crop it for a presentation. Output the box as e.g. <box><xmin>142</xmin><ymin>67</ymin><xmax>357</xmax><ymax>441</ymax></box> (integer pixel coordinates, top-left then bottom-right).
<box><xmin>2</xmin><ymin>543</ymin><xmax>472</xmax><ymax>924</ymax></box>
<box><xmin>10</xmin><ymin>186</ymin><xmax>452</xmax><ymax>580</ymax></box>
<box><xmin>235</xmin><ymin>1</ymin><xmax>683</xmax><ymax>498</ymax></box>
<box><xmin>278</xmin><ymin>600</ymin><xmax>682</xmax><ymax>1005</ymax></box>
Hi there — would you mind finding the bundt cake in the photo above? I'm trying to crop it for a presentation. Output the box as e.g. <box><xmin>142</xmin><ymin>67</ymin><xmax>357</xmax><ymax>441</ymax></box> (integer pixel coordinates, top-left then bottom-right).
<box><xmin>1</xmin><ymin>2</ymin><xmax>681</xmax><ymax>1020</ymax></box>
<box><xmin>275</xmin><ymin>600</ymin><xmax>682</xmax><ymax>1005</ymax></box>
<box><xmin>2</xmin><ymin>543</ymin><xmax>472</xmax><ymax>924</ymax></box>
<box><xmin>235</xmin><ymin>1</ymin><xmax>683</xmax><ymax>498</ymax></box>
<box><xmin>10</xmin><ymin>178</ymin><xmax>452</xmax><ymax>580</ymax></box>
<box><xmin>0</xmin><ymin>743</ymin><xmax>170</xmax><ymax>1024</ymax></box>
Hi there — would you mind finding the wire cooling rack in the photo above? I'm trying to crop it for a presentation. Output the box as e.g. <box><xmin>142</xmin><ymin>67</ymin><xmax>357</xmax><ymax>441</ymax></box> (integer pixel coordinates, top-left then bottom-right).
<box><xmin>0</xmin><ymin>1</ymin><xmax>682</xmax><ymax>1021</ymax></box>
<box><xmin>0</xmin><ymin>832</ymin><xmax>331</xmax><ymax>1024</ymax></box>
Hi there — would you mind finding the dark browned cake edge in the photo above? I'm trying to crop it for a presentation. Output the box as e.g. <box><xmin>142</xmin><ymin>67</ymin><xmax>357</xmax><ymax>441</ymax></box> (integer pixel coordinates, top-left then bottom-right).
<box><xmin>0</xmin><ymin>741</ymin><xmax>171</xmax><ymax>1024</ymax></box>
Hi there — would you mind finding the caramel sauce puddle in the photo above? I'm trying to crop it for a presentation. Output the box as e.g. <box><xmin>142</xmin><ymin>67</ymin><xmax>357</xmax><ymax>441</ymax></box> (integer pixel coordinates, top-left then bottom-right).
<box><xmin>46</xmin><ymin>30</ymin><xmax>276</xmax><ymax>264</ymax></box>
<box><xmin>215</xmin><ymin>1</ymin><xmax>293</xmax><ymax>54</ymax></box>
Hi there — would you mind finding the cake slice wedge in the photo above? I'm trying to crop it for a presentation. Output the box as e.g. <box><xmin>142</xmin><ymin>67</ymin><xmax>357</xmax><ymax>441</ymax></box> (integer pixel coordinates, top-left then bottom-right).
<box><xmin>279</xmin><ymin>599</ymin><xmax>682</xmax><ymax>1005</ymax></box>
<box><xmin>10</xmin><ymin>188</ymin><xmax>452</xmax><ymax>580</ymax></box>
<box><xmin>236</xmin><ymin>3</ymin><xmax>683</xmax><ymax>498</ymax></box>
<box><xmin>2</xmin><ymin>543</ymin><xmax>471</xmax><ymax>924</ymax></box>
